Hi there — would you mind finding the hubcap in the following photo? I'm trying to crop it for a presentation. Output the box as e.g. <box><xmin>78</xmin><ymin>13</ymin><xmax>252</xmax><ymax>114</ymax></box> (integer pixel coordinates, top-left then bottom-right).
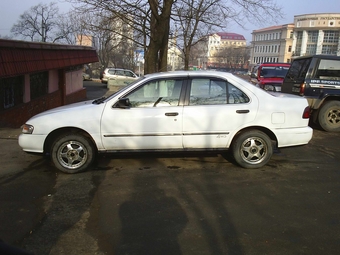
<box><xmin>240</xmin><ymin>137</ymin><xmax>267</xmax><ymax>164</ymax></box>
<box><xmin>327</xmin><ymin>109</ymin><xmax>340</xmax><ymax>126</ymax></box>
<box><xmin>57</xmin><ymin>141</ymin><xmax>88</xmax><ymax>169</ymax></box>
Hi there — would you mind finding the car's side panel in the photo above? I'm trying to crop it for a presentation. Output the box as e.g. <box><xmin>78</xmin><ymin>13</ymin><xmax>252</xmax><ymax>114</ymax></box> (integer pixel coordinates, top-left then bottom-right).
<box><xmin>100</xmin><ymin>106</ymin><xmax>184</xmax><ymax>150</ymax></box>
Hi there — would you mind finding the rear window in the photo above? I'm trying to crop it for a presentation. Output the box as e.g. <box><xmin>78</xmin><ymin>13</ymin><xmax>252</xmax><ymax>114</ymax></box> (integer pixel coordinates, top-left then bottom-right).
<box><xmin>285</xmin><ymin>58</ymin><xmax>312</xmax><ymax>81</ymax></box>
<box><xmin>260</xmin><ymin>66</ymin><xmax>290</xmax><ymax>78</ymax></box>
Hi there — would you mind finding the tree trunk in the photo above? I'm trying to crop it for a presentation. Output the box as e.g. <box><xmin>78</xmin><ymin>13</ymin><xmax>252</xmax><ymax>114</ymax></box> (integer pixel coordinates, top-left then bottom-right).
<box><xmin>144</xmin><ymin>0</ymin><xmax>173</xmax><ymax>74</ymax></box>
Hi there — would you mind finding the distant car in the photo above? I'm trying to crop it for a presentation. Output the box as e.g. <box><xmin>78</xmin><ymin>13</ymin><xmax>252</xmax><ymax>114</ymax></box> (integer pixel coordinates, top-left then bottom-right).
<box><xmin>19</xmin><ymin>71</ymin><xmax>313</xmax><ymax>174</ymax></box>
<box><xmin>250</xmin><ymin>62</ymin><xmax>291</xmax><ymax>92</ymax></box>
<box><xmin>82</xmin><ymin>73</ymin><xmax>91</xmax><ymax>81</ymax></box>
<box><xmin>101</xmin><ymin>68</ymin><xmax>138</xmax><ymax>87</ymax></box>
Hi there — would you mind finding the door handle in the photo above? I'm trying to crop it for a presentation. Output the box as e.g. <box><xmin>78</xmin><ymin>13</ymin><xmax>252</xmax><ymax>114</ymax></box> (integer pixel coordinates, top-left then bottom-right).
<box><xmin>165</xmin><ymin>112</ymin><xmax>178</xmax><ymax>116</ymax></box>
<box><xmin>236</xmin><ymin>110</ymin><xmax>249</xmax><ymax>114</ymax></box>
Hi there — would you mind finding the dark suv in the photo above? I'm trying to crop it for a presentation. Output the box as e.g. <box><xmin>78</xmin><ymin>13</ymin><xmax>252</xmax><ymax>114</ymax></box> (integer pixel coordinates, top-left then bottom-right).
<box><xmin>281</xmin><ymin>55</ymin><xmax>340</xmax><ymax>132</ymax></box>
<box><xmin>250</xmin><ymin>62</ymin><xmax>291</xmax><ymax>92</ymax></box>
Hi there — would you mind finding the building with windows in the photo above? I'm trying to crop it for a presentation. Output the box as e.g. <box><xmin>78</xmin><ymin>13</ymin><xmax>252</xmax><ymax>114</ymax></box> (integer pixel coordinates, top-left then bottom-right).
<box><xmin>292</xmin><ymin>13</ymin><xmax>340</xmax><ymax>56</ymax></box>
<box><xmin>250</xmin><ymin>24</ymin><xmax>294</xmax><ymax>67</ymax></box>
<box><xmin>250</xmin><ymin>13</ymin><xmax>340</xmax><ymax>69</ymax></box>
<box><xmin>206</xmin><ymin>32</ymin><xmax>247</xmax><ymax>68</ymax></box>
<box><xmin>0</xmin><ymin>39</ymin><xmax>98</xmax><ymax>127</ymax></box>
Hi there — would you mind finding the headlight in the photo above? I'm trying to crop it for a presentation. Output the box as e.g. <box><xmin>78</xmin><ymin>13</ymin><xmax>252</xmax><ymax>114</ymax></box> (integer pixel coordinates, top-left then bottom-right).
<box><xmin>21</xmin><ymin>124</ymin><xmax>34</xmax><ymax>134</ymax></box>
<box><xmin>264</xmin><ymin>84</ymin><xmax>275</xmax><ymax>91</ymax></box>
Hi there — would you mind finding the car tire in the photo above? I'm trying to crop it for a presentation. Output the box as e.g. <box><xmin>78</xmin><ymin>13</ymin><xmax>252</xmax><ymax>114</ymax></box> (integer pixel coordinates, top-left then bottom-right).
<box><xmin>231</xmin><ymin>130</ymin><xmax>273</xmax><ymax>169</ymax></box>
<box><xmin>318</xmin><ymin>101</ymin><xmax>340</xmax><ymax>132</ymax></box>
<box><xmin>51</xmin><ymin>133</ymin><xmax>95</xmax><ymax>174</ymax></box>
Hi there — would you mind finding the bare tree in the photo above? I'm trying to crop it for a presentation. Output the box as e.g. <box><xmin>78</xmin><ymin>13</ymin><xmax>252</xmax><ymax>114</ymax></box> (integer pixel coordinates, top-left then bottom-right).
<box><xmin>11</xmin><ymin>2</ymin><xmax>59</xmax><ymax>42</ymax></box>
<box><xmin>67</xmin><ymin>0</ymin><xmax>175</xmax><ymax>74</ymax></box>
<box><xmin>173</xmin><ymin>0</ymin><xmax>230</xmax><ymax>70</ymax></box>
<box><xmin>212</xmin><ymin>46</ymin><xmax>250</xmax><ymax>69</ymax></box>
<box><xmin>172</xmin><ymin>0</ymin><xmax>282</xmax><ymax>70</ymax></box>
<box><xmin>68</xmin><ymin>0</ymin><xmax>282</xmax><ymax>74</ymax></box>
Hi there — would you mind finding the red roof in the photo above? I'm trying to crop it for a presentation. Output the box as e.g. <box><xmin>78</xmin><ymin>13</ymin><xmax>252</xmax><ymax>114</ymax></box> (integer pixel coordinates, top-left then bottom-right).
<box><xmin>0</xmin><ymin>39</ymin><xmax>98</xmax><ymax>79</ymax></box>
<box><xmin>215</xmin><ymin>32</ymin><xmax>245</xmax><ymax>40</ymax></box>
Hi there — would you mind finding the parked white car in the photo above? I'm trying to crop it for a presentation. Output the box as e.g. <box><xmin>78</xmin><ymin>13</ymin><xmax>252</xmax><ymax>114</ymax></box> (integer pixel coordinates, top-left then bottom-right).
<box><xmin>101</xmin><ymin>68</ymin><xmax>138</xmax><ymax>86</ymax></box>
<box><xmin>19</xmin><ymin>71</ymin><xmax>313</xmax><ymax>173</ymax></box>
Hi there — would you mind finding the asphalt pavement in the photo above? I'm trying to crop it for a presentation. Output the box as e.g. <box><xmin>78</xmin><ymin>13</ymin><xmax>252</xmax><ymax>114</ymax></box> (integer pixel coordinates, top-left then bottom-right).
<box><xmin>2</xmin><ymin>78</ymin><xmax>340</xmax><ymax>254</ymax></box>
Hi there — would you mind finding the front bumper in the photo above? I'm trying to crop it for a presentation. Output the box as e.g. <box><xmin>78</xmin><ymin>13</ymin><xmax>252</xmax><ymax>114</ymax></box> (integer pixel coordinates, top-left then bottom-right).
<box><xmin>18</xmin><ymin>133</ymin><xmax>47</xmax><ymax>153</ymax></box>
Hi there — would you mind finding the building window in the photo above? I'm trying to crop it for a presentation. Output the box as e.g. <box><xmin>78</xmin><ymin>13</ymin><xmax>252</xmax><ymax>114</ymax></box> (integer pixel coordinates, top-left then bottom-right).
<box><xmin>288</xmin><ymin>45</ymin><xmax>292</xmax><ymax>52</ymax></box>
<box><xmin>322</xmin><ymin>45</ymin><xmax>338</xmax><ymax>55</ymax></box>
<box><xmin>323</xmin><ymin>30</ymin><xmax>339</xmax><ymax>43</ymax></box>
<box><xmin>306</xmin><ymin>44</ymin><xmax>317</xmax><ymax>55</ymax></box>
<box><xmin>307</xmin><ymin>31</ymin><xmax>318</xmax><ymax>43</ymax></box>
<box><xmin>322</xmin><ymin>31</ymin><xmax>339</xmax><ymax>55</ymax></box>
<box><xmin>0</xmin><ymin>76</ymin><xmax>24</xmax><ymax>110</ymax></box>
<box><xmin>30</xmin><ymin>71</ymin><xmax>48</xmax><ymax>100</ymax></box>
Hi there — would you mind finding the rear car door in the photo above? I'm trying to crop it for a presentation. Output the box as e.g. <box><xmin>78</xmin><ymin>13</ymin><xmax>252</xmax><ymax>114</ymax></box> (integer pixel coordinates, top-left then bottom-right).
<box><xmin>182</xmin><ymin>77</ymin><xmax>258</xmax><ymax>149</ymax></box>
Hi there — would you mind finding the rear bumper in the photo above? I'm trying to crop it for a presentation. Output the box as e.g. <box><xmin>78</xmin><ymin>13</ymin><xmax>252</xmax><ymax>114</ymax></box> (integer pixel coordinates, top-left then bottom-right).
<box><xmin>275</xmin><ymin>126</ymin><xmax>313</xmax><ymax>148</ymax></box>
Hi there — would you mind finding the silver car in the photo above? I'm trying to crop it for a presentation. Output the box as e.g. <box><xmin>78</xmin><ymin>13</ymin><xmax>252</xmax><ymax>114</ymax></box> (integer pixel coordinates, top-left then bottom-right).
<box><xmin>101</xmin><ymin>68</ymin><xmax>138</xmax><ymax>86</ymax></box>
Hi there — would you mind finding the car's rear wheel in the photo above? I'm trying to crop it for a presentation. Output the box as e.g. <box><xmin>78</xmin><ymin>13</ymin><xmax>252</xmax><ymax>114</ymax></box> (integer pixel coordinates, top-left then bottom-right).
<box><xmin>51</xmin><ymin>133</ymin><xmax>95</xmax><ymax>174</ymax></box>
<box><xmin>231</xmin><ymin>130</ymin><xmax>273</xmax><ymax>169</ymax></box>
<box><xmin>318</xmin><ymin>101</ymin><xmax>340</xmax><ymax>132</ymax></box>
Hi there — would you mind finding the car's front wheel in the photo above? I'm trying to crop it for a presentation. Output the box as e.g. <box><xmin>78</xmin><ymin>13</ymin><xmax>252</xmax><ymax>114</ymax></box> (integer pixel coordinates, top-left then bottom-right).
<box><xmin>51</xmin><ymin>133</ymin><xmax>95</xmax><ymax>174</ymax></box>
<box><xmin>231</xmin><ymin>130</ymin><xmax>273</xmax><ymax>169</ymax></box>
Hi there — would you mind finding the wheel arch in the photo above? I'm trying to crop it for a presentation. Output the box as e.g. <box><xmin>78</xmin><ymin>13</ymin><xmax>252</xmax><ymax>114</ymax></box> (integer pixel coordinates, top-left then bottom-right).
<box><xmin>230</xmin><ymin>126</ymin><xmax>278</xmax><ymax>148</ymax></box>
<box><xmin>43</xmin><ymin>127</ymin><xmax>97</xmax><ymax>155</ymax></box>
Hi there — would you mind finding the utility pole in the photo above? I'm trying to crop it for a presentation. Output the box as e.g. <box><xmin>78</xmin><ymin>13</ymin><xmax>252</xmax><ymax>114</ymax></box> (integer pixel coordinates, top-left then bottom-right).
<box><xmin>41</xmin><ymin>8</ymin><xmax>45</xmax><ymax>42</ymax></box>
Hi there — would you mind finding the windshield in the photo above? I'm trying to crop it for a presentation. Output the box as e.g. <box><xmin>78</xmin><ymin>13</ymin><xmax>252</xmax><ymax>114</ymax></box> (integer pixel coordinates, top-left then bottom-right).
<box><xmin>260</xmin><ymin>66</ymin><xmax>289</xmax><ymax>78</ymax></box>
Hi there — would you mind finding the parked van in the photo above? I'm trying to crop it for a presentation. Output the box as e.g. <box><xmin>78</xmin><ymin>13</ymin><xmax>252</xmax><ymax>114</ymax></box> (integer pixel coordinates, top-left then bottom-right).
<box><xmin>281</xmin><ymin>55</ymin><xmax>340</xmax><ymax>132</ymax></box>
<box><xmin>250</xmin><ymin>62</ymin><xmax>291</xmax><ymax>92</ymax></box>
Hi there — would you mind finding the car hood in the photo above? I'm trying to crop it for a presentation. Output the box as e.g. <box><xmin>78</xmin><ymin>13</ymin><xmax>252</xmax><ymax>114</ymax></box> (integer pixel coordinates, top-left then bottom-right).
<box><xmin>26</xmin><ymin>100</ymin><xmax>107</xmax><ymax>135</ymax></box>
<box><xmin>31</xmin><ymin>100</ymin><xmax>97</xmax><ymax>118</ymax></box>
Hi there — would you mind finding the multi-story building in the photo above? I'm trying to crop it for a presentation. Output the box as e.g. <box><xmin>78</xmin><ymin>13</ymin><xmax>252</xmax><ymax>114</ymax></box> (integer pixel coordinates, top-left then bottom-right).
<box><xmin>192</xmin><ymin>32</ymin><xmax>247</xmax><ymax>69</ymax></box>
<box><xmin>206</xmin><ymin>32</ymin><xmax>247</xmax><ymax>68</ymax></box>
<box><xmin>292</xmin><ymin>13</ymin><xmax>340</xmax><ymax>56</ymax></box>
<box><xmin>250</xmin><ymin>13</ymin><xmax>340</xmax><ymax>69</ymax></box>
<box><xmin>250</xmin><ymin>24</ymin><xmax>294</xmax><ymax>67</ymax></box>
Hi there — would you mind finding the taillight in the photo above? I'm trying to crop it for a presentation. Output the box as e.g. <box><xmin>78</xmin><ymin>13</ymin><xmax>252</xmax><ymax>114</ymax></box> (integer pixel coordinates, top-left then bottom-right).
<box><xmin>299</xmin><ymin>82</ymin><xmax>305</xmax><ymax>96</ymax></box>
<box><xmin>302</xmin><ymin>106</ymin><xmax>310</xmax><ymax>119</ymax></box>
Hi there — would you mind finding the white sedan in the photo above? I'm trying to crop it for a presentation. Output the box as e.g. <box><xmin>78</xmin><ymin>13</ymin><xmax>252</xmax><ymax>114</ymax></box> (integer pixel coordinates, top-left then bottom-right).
<box><xmin>19</xmin><ymin>71</ymin><xmax>313</xmax><ymax>173</ymax></box>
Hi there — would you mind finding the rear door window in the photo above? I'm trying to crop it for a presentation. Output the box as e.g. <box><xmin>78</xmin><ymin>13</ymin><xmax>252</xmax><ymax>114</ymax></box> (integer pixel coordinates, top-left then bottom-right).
<box><xmin>189</xmin><ymin>78</ymin><xmax>249</xmax><ymax>105</ymax></box>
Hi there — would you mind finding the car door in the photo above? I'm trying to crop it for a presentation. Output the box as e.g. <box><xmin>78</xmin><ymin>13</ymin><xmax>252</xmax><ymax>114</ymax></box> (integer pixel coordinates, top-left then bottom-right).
<box><xmin>101</xmin><ymin>78</ymin><xmax>185</xmax><ymax>150</ymax></box>
<box><xmin>182</xmin><ymin>77</ymin><xmax>258</xmax><ymax>149</ymax></box>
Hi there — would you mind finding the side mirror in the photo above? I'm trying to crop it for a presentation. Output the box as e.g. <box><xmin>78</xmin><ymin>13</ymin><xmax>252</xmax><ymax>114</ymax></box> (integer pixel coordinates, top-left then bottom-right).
<box><xmin>115</xmin><ymin>98</ymin><xmax>131</xmax><ymax>108</ymax></box>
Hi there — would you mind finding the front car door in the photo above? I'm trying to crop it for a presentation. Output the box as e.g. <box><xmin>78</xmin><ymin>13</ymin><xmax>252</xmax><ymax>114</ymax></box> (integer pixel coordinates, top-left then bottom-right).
<box><xmin>101</xmin><ymin>78</ymin><xmax>185</xmax><ymax>150</ymax></box>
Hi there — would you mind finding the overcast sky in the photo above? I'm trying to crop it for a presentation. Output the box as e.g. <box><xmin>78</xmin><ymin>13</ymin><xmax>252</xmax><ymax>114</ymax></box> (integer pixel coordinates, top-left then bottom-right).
<box><xmin>1</xmin><ymin>0</ymin><xmax>340</xmax><ymax>42</ymax></box>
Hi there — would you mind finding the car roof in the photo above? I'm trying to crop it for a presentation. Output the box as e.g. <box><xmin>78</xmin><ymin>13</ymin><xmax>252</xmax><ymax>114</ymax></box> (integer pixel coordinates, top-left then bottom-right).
<box><xmin>106</xmin><ymin>68</ymin><xmax>133</xmax><ymax>71</ymax></box>
<box><xmin>143</xmin><ymin>70</ymin><xmax>236</xmax><ymax>78</ymax></box>
<box><xmin>257</xmin><ymin>62</ymin><xmax>291</xmax><ymax>66</ymax></box>
<box><xmin>293</xmin><ymin>54</ymin><xmax>340</xmax><ymax>61</ymax></box>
